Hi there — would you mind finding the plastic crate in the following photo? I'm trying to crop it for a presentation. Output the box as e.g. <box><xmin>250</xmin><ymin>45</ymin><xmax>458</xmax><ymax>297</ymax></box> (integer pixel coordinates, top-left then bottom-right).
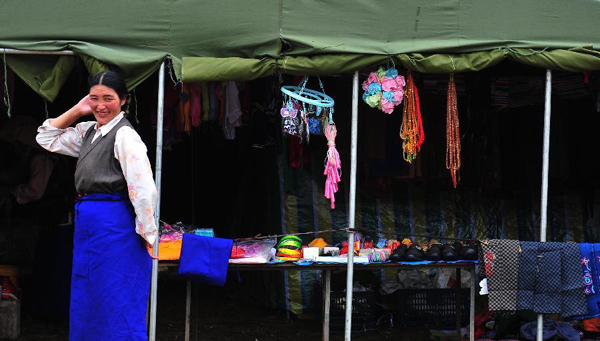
<box><xmin>330</xmin><ymin>291</ymin><xmax>380</xmax><ymax>334</ymax></box>
<box><xmin>396</xmin><ymin>289</ymin><xmax>469</xmax><ymax>330</ymax></box>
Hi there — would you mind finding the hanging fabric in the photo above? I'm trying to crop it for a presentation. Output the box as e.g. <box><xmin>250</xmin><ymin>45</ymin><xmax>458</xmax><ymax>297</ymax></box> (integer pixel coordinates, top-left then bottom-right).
<box><xmin>324</xmin><ymin>123</ymin><xmax>341</xmax><ymax>209</ymax></box>
<box><xmin>399</xmin><ymin>71</ymin><xmax>424</xmax><ymax>163</ymax></box>
<box><xmin>179</xmin><ymin>85</ymin><xmax>191</xmax><ymax>133</ymax></box>
<box><xmin>189</xmin><ymin>83</ymin><xmax>202</xmax><ymax>127</ymax></box>
<box><xmin>446</xmin><ymin>74</ymin><xmax>461</xmax><ymax>188</ymax></box>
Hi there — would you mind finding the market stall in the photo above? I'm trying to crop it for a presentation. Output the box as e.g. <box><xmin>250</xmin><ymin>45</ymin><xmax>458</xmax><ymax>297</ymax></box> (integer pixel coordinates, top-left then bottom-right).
<box><xmin>2</xmin><ymin>1</ymin><xmax>600</xmax><ymax>340</ymax></box>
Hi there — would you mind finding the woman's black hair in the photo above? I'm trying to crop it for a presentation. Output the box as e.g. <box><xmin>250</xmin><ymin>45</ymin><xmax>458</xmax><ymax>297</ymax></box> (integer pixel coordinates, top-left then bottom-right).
<box><xmin>88</xmin><ymin>71</ymin><xmax>129</xmax><ymax>110</ymax></box>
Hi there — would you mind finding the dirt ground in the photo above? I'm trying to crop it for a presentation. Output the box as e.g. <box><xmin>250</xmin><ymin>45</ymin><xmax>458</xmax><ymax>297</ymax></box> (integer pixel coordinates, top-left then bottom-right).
<box><xmin>17</xmin><ymin>276</ymin><xmax>430</xmax><ymax>341</ymax></box>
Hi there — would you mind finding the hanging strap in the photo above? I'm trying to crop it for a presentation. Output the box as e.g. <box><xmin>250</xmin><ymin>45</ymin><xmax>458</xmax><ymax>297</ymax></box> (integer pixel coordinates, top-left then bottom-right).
<box><xmin>2</xmin><ymin>52</ymin><xmax>11</xmax><ymax>118</ymax></box>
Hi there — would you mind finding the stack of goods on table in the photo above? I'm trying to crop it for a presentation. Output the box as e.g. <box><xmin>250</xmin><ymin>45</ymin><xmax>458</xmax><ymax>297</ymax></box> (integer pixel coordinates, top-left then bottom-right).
<box><xmin>256</xmin><ymin>234</ymin><xmax>479</xmax><ymax>264</ymax></box>
<box><xmin>152</xmin><ymin>221</ymin><xmax>214</xmax><ymax>260</ymax></box>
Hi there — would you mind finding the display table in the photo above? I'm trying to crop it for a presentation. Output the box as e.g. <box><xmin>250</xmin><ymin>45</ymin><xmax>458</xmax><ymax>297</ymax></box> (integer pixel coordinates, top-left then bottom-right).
<box><xmin>159</xmin><ymin>261</ymin><xmax>477</xmax><ymax>341</ymax></box>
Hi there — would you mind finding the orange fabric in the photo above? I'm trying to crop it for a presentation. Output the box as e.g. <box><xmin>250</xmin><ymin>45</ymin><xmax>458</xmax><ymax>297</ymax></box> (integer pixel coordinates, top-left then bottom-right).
<box><xmin>150</xmin><ymin>240</ymin><xmax>183</xmax><ymax>260</ymax></box>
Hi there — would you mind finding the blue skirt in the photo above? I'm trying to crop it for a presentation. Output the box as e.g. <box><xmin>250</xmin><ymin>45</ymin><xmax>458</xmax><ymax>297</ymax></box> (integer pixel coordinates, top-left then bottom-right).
<box><xmin>71</xmin><ymin>193</ymin><xmax>151</xmax><ymax>341</ymax></box>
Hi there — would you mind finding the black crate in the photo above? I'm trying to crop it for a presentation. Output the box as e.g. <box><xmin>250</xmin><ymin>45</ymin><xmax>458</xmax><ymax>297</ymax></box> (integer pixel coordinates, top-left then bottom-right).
<box><xmin>396</xmin><ymin>289</ymin><xmax>469</xmax><ymax>330</ymax></box>
<box><xmin>330</xmin><ymin>291</ymin><xmax>380</xmax><ymax>334</ymax></box>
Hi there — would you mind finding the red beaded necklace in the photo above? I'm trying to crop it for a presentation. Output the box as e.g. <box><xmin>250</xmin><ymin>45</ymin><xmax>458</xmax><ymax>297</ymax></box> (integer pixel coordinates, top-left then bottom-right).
<box><xmin>399</xmin><ymin>71</ymin><xmax>425</xmax><ymax>163</ymax></box>
<box><xmin>446</xmin><ymin>74</ymin><xmax>461</xmax><ymax>188</ymax></box>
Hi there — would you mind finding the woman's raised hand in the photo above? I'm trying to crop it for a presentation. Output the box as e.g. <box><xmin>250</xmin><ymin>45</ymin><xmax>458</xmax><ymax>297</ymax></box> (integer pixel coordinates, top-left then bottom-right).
<box><xmin>75</xmin><ymin>95</ymin><xmax>93</xmax><ymax>117</ymax></box>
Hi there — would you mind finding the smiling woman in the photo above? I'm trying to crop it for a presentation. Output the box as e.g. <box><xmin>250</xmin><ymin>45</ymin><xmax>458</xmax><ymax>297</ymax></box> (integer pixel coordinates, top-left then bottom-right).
<box><xmin>88</xmin><ymin>72</ymin><xmax>128</xmax><ymax>127</ymax></box>
<box><xmin>34</xmin><ymin>71</ymin><xmax>158</xmax><ymax>341</ymax></box>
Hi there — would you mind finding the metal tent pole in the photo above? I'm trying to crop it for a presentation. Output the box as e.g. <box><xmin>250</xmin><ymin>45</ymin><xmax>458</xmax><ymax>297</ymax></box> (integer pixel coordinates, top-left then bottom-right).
<box><xmin>0</xmin><ymin>48</ymin><xmax>74</xmax><ymax>55</ymax></box>
<box><xmin>149</xmin><ymin>61</ymin><xmax>166</xmax><ymax>341</ymax></box>
<box><xmin>344</xmin><ymin>71</ymin><xmax>359</xmax><ymax>341</ymax></box>
<box><xmin>536</xmin><ymin>69</ymin><xmax>552</xmax><ymax>341</ymax></box>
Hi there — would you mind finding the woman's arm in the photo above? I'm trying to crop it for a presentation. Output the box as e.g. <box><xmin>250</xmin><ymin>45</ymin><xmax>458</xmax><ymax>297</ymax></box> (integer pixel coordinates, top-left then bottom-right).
<box><xmin>114</xmin><ymin>126</ymin><xmax>158</xmax><ymax>245</ymax></box>
<box><xmin>36</xmin><ymin>96</ymin><xmax>95</xmax><ymax>157</ymax></box>
<box><xmin>50</xmin><ymin>96</ymin><xmax>92</xmax><ymax>128</ymax></box>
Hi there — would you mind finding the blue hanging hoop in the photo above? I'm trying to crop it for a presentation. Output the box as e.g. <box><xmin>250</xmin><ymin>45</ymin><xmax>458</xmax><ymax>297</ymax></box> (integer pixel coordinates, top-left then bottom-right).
<box><xmin>280</xmin><ymin>86</ymin><xmax>335</xmax><ymax>108</ymax></box>
<box><xmin>281</xmin><ymin>76</ymin><xmax>335</xmax><ymax>108</ymax></box>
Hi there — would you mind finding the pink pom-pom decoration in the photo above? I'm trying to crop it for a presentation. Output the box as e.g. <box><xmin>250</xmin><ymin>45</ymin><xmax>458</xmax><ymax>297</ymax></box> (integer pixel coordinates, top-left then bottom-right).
<box><xmin>362</xmin><ymin>67</ymin><xmax>406</xmax><ymax>114</ymax></box>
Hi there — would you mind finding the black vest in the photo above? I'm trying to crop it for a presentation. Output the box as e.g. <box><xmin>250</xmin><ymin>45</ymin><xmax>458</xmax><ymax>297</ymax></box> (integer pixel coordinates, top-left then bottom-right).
<box><xmin>74</xmin><ymin>118</ymin><xmax>133</xmax><ymax>195</ymax></box>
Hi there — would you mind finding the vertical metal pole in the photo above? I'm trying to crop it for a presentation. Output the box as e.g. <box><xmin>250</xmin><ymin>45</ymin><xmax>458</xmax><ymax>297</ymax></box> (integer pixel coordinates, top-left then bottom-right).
<box><xmin>149</xmin><ymin>61</ymin><xmax>166</xmax><ymax>341</ymax></box>
<box><xmin>536</xmin><ymin>69</ymin><xmax>552</xmax><ymax>341</ymax></box>
<box><xmin>323</xmin><ymin>270</ymin><xmax>331</xmax><ymax>341</ymax></box>
<box><xmin>469</xmin><ymin>266</ymin><xmax>475</xmax><ymax>341</ymax></box>
<box><xmin>185</xmin><ymin>280</ymin><xmax>191</xmax><ymax>341</ymax></box>
<box><xmin>344</xmin><ymin>71</ymin><xmax>359</xmax><ymax>341</ymax></box>
<box><xmin>455</xmin><ymin>268</ymin><xmax>462</xmax><ymax>341</ymax></box>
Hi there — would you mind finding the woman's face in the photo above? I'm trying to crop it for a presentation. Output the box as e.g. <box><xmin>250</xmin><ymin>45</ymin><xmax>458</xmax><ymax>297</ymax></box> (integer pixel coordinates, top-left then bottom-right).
<box><xmin>88</xmin><ymin>85</ymin><xmax>126</xmax><ymax>127</ymax></box>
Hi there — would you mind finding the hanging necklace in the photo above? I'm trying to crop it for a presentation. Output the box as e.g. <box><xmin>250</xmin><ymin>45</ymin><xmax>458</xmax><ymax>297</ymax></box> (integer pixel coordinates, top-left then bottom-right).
<box><xmin>399</xmin><ymin>71</ymin><xmax>425</xmax><ymax>163</ymax></box>
<box><xmin>446</xmin><ymin>74</ymin><xmax>461</xmax><ymax>189</ymax></box>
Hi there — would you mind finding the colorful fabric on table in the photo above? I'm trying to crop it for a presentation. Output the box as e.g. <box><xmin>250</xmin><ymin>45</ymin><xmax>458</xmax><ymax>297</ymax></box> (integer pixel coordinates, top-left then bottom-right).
<box><xmin>178</xmin><ymin>233</ymin><xmax>233</xmax><ymax>286</ymax></box>
<box><xmin>70</xmin><ymin>193</ymin><xmax>151</xmax><ymax>341</ymax></box>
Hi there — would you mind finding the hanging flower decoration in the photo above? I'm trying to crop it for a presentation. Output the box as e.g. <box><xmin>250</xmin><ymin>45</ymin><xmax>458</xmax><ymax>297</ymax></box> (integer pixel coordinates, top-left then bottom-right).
<box><xmin>362</xmin><ymin>67</ymin><xmax>406</xmax><ymax>114</ymax></box>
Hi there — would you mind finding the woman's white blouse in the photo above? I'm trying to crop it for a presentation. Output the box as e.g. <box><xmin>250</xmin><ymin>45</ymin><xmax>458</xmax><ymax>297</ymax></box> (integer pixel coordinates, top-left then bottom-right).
<box><xmin>36</xmin><ymin>114</ymin><xmax>158</xmax><ymax>245</ymax></box>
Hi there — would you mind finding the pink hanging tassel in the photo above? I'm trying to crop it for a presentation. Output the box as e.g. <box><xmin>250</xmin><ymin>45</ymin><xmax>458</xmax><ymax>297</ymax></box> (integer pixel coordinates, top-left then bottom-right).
<box><xmin>324</xmin><ymin>124</ymin><xmax>341</xmax><ymax>209</ymax></box>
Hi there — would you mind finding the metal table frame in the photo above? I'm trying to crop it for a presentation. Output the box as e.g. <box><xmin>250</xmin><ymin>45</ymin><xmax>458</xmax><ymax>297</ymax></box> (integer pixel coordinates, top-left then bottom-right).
<box><xmin>160</xmin><ymin>261</ymin><xmax>477</xmax><ymax>341</ymax></box>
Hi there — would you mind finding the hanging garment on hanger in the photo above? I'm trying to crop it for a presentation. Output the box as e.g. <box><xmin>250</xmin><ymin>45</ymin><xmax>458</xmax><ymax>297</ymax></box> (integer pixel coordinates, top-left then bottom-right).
<box><xmin>578</xmin><ymin>243</ymin><xmax>600</xmax><ymax>319</ymax></box>
<box><xmin>209</xmin><ymin>83</ymin><xmax>219</xmax><ymax>122</ymax></box>
<box><xmin>215</xmin><ymin>82</ymin><xmax>226</xmax><ymax>125</ymax></box>
<box><xmin>201</xmin><ymin>83</ymin><xmax>210</xmax><ymax>122</ymax></box>
<box><xmin>484</xmin><ymin>240</ymin><xmax>587</xmax><ymax>317</ymax></box>
<box><xmin>179</xmin><ymin>85</ymin><xmax>191</xmax><ymax>133</ymax></box>
<box><xmin>223</xmin><ymin>81</ymin><xmax>242</xmax><ymax>140</ymax></box>
<box><xmin>481</xmin><ymin>239</ymin><xmax>520</xmax><ymax>311</ymax></box>
<box><xmin>189</xmin><ymin>83</ymin><xmax>202</xmax><ymax>128</ymax></box>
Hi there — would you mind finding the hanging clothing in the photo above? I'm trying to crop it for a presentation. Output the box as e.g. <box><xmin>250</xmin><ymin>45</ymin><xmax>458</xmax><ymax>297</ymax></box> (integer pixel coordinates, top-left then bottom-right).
<box><xmin>189</xmin><ymin>83</ymin><xmax>202</xmax><ymax>127</ymax></box>
<box><xmin>578</xmin><ymin>243</ymin><xmax>600</xmax><ymax>319</ymax></box>
<box><xmin>516</xmin><ymin>241</ymin><xmax>537</xmax><ymax>310</ymax></box>
<box><xmin>481</xmin><ymin>239</ymin><xmax>520</xmax><ymax>311</ymax></box>
<box><xmin>483</xmin><ymin>239</ymin><xmax>587</xmax><ymax>317</ymax></box>
<box><xmin>516</xmin><ymin>242</ymin><xmax>585</xmax><ymax>317</ymax></box>
<box><xmin>201</xmin><ymin>83</ymin><xmax>210</xmax><ymax>122</ymax></box>
<box><xmin>223</xmin><ymin>81</ymin><xmax>242</xmax><ymax>140</ymax></box>
<box><xmin>215</xmin><ymin>82</ymin><xmax>226</xmax><ymax>125</ymax></box>
<box><xmin>209</xmin><ymin>83</ymin><xmax>219</xmax><ymax>122</ymax></box>
<box><xmin>71</xmin><ymin>193</ymin><xmax>151</xmax><ymax>341</ymax></box>
<box><xmin>179</xmin><ymin>85</ymin><xmax>191</xmax><ymax>133</ymax></box>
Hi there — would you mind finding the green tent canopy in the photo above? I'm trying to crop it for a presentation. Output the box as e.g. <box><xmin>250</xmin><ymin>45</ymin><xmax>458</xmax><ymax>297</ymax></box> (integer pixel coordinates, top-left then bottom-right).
<box><xmin>1</xmin><ymin>0</ymin><xmax>600</xmax><ymax>97</ymax></box>
<box><xmin>181</xmin><ymin>47</ymin><xmax>600</xmax><ymax>82</ymax></box>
